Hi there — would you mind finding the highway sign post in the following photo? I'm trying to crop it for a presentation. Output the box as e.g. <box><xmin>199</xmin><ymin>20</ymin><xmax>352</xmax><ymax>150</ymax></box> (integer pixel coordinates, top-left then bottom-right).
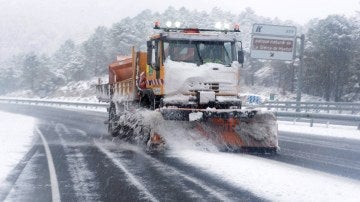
<box><xmin>296</xmin><ymin>34</ymin><xmax>305</xmax><ymax>112</ymax></box>
<box><xmin>250</xmin><ymin>24</ymin><xmax>305</xmax><ymax>111</ymax></box>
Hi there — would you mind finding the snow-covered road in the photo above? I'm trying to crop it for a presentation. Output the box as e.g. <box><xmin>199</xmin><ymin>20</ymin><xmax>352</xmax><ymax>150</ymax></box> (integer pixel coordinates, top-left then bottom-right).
<box><xmin>174</xmin><ymin>150</ymin><xmax>360</xmax><ymax>202</ymax></box>
<box><xmin>0</xmin><ymin>103</ymin><xmax>359</xmax><ymax>201</ymax></box>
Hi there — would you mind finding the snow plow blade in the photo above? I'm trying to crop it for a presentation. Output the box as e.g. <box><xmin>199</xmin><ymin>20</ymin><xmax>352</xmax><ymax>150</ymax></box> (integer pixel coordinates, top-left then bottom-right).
<box><xmin>160</xmin><ymin>108</ymin><xmax>278</xmax><ymax>153</ymax></box>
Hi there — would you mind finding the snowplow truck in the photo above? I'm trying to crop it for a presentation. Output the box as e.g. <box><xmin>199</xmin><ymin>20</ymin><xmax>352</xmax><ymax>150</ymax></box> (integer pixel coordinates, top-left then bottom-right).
<box><xmin>96</xmin><ymin>23</ymin><xmax>278</xmax><ymax>153</ymax></box>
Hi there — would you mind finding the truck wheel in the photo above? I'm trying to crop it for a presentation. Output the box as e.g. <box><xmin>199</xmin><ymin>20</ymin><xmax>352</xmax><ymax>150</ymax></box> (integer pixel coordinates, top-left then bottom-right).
<box><xmin>108</xmin><ymin>102</ymin><xmax>119</xmax><ymax>137</ymax></box>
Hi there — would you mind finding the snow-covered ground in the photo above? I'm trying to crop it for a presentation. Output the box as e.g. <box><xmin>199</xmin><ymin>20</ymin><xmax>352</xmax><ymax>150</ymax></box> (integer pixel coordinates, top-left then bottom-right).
<box><xmin>3</xmin><ymin>76</ymin><xmax>106</xmax><ymax>102</ymax></box>
<box><xmin>165</xmin><ymin>122</ymin><xmax>360</xmax><ymax>202</ymax></box>
<box><xmin>173</xmin><ymin>150</ymin><xmax>360</xmax><ymax>202</ymax></box>
<box><xmin>49</xmin><ymin>76</ymin><xmax>106</xmax><ymax>102</ymax></box>
<box><xmin>0</xmin><ymin>111</ymin><xmax>36</xmax><ymax>188</ymax></box>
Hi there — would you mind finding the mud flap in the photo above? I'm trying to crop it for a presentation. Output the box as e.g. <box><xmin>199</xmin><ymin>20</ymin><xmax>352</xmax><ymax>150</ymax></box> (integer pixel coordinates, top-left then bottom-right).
<box><xmin>146</xmin><ymin>132</ymin><xmax>166</xmax><ymax>152</ymax></box>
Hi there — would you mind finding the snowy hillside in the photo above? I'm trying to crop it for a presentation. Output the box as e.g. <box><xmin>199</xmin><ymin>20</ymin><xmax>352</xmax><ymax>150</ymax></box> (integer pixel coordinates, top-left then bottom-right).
<box><xmin>4</xmin><ymin>77</ymin><xmax>105</xmax><ymax>102</ymax></box>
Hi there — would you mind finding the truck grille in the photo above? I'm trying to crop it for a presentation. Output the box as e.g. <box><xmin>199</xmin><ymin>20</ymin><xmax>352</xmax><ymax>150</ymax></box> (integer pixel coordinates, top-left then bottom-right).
<box><xmin>205</xmin><ymin>83</ymin><xmax>219</xmax><ymax>93</ymax></box>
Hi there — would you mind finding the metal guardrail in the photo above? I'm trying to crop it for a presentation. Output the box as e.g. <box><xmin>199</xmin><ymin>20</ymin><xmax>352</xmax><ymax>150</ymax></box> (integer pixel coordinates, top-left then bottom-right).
<box><xmin>263</xmin><ymin>101</ymin><xmax>360</xmax><ymax>114</ymax></box>
<box><xmin>275</xmin><ymin>111</ymin><xmax>360</xmax><ymax>130</ymax></box>
<box><xmin>1</xmin><ymin>98</ymin><xmax>360</xmax><ymax>129</ymax></box>
<box><xmin>275</xmin><ymin>111</ymin><xmax>360</xmax><ymax>122</ymax></box>
<box><xmin>0</xmin><ymin>97</ymin><xmax>108</xmax><ymax>109</ymax></box>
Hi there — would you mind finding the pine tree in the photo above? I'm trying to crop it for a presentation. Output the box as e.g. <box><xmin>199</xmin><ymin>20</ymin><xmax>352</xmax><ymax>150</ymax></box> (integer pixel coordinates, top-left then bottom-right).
<box><xmin>52</xmin><ymin>39</ymin><xmax>76</xmax><ymax>83</ymax></box>
<box><xmin>65</xmin><ymin>48</ymin><xmax>88</xmax><ymax>81</ymax></box>
<box><xmin>22</xmin><ymin>52</ymin><xmax>41</xmax><ymax>91</ymax></box>
<box><xmin>82</xmin><ymin>26</ymin><xmax>109</xmax><ymax>77</ymax></box>
<box><xmin>305</xmin><ymin>15</ymin><xmax>354</xmax><ymax>101</ymax></box>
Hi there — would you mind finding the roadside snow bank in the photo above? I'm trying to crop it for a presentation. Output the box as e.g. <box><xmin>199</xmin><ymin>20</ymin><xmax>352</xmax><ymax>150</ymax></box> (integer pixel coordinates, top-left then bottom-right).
<box><xmin>0</xmin><ymin>111</ymin><xmax>36</xmax><ymax>187</ymax></box>
<box><xmin>173</xmin><ymin>150</ymin><xmax>360</xmax><ymax>202</ymax></box>
<box><xmin>278</xmin><ymin>121</ymin><xmax>360</xmax><ymax>140</ymax></box>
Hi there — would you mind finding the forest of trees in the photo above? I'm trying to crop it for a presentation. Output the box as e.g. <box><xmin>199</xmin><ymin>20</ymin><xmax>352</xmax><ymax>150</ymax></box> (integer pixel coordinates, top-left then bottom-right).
<box><xmin>0</xmin><ymin>7</ymin><xmax>359</xmax><ymax>101</ymax></box>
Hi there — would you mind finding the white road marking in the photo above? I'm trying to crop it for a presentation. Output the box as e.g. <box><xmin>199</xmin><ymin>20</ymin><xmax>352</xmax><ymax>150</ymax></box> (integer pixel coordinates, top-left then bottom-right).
<box><xmin>146</xmin><ymin>157</ymin><xmax>231</xmax><ymax>201</ymax></box>
<box><xmin>95</xmin><ymin>142</ymin><xmax>158</xmax><ymax>202</ymax></box>
<box><xmin>137</xmin><ymin>150</ymin><xmax>232</xmax><ymax>201</ymax></box>
<box><xmin>36</xmin><ymin>127</ymin><xmax>61</xmax><ymax>202</ymax></box>
<box><xmin>73</xmin><ymin>128</ymin><xmax>87</xmax><ymax>137</ymax></box>
<box><xmin>96</xmin><ymin>142</ymin><xmax>232</xmax><ymax>201</ymax></box>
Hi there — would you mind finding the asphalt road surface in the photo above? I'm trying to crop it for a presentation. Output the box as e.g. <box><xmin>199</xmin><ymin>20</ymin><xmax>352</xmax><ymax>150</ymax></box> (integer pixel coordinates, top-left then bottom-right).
<box><xmin>0</xmin><ymin>103</ymin><xmax>359</xmax><ymax>201</ymax></box>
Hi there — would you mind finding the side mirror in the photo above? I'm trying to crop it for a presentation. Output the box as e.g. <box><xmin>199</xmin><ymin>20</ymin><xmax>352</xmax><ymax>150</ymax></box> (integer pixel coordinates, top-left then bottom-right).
<box><xmin>147</xmin><ymin>41</ymin><xmax>152</xmax><ymax>65</ymax></box>
<box><xmin>238</xmin><ymin>50</ymin><xmax>244</xmax><ymax>64</ymax></box>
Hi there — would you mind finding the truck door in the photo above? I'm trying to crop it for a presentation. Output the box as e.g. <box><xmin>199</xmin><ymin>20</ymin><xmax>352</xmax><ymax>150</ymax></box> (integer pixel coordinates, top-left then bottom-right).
<box><xmin>146</xmin><ymin>40</ymin><xmax>163</xmax><ymax>95</ymax></box>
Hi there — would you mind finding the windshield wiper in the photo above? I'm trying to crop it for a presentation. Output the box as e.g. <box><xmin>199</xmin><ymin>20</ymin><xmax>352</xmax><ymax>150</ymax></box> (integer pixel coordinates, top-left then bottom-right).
<box><xmin>223</xmin><ymin>46</ymin><xmax>231</xmax><ymax>66</ymax></box>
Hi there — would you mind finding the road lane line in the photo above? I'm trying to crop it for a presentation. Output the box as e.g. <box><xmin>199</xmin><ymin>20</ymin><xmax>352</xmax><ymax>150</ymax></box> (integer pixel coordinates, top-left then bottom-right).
<box><xmin>97</xmin><ymin>142</ymin><xmax>232</xmax><ymax>201</ymax></box>
<box><xmin>138</xmin><ymin>151</ymin><xmax>232</xmax><ymax>201</ymax></box>
<box><xmin>73</xmin><ymin>128</ymin><xmax>87</xmax><ymax>137</ymax></box>
<box><xmin>95</xmin><ymin>142</ymin><xmax>158</xmax><ymax>202</ymax></box>
<box><xmin>36</xmin><ymin>127</ymin><xmax>61</xmax><ymax>202</ymax></box>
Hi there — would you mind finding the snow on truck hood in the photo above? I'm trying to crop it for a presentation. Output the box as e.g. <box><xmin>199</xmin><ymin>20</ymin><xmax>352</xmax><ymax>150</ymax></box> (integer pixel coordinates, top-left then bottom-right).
<box><xmin>164</xmin><ymin>59</ymin><xmax>239</xmax><ymax>95</ymax></box>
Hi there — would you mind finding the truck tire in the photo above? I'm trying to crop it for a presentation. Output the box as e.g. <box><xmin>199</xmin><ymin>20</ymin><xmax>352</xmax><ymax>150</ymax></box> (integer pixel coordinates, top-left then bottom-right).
<box><xmin>108</xmin><ymin>102</ymin><xmax>119</xmax><ymax>137</ymax></box>
<box><xmin>140</xmin><ymin>90</ymin><xmax>156</xmax><ymax>109</ymax></box>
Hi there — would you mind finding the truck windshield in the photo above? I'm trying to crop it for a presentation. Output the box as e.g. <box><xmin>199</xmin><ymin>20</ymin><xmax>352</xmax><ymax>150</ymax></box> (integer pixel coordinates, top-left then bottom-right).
<box><xmin>163</xmin><ymin>41</ymin><xmax>233</xmax><ymax>66</ymax></box>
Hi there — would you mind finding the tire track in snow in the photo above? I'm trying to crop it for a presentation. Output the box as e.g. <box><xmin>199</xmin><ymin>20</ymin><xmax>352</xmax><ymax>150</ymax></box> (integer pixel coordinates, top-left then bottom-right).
<box><xmin>145</xmin><ymin>157</ymin><xmax>233</xmax><ymax>201</ymax></box>
<box><xmin>94</xmin><ymin>142</ymin><xmax>159</xmax><ymax>202</ymax></box>
<box><xmin>55</xmin><ymin>124</ymin><xmax>100</xmax><ymax>201</ymax></box>
<box><xmin>96</xmin><ymin>142</ymin><xmax>233</xmax><ymax>202</ymax></box>
<box><xmin>138</xmin><ymin>155</ymin><xmax>233</xmax><ymax>201</ymax></box>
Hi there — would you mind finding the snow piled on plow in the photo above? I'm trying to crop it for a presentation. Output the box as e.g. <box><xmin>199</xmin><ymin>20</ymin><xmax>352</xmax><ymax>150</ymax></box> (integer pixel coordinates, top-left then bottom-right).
<box><xmin>158</xmin><ymin>121</ymin><xmax>219</xmax><ymax>152</ymax></box>
<box><xmin>131</xmin><ymin>108</ymin><xmax>278</xmax><ymax>152</ymax></box>
<box><xmin>236</xmin><ymin>111</ymin><xmax>278</xmax><ymax>148</ymax></box>
<box><xmin>140</xmin><ymin>110</ymin><xmax>218</xmax><ymax>152</ymax></box>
